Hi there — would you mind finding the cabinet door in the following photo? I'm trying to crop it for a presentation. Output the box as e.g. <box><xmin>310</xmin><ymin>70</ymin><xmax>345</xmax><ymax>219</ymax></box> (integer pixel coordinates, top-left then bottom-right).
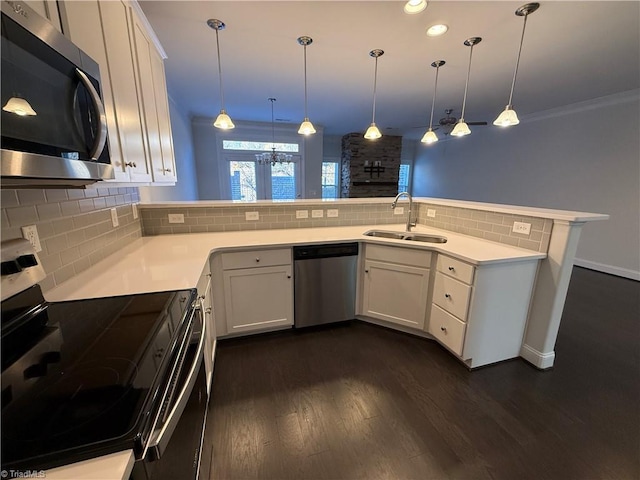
<box><xmin>223</xmin><ymin>265</ymin><xmax>293</xmax><ymax>333</ymax></box>
<box><xmin>130</xmin><ymin>10</ymin><xmax>176</xmax><ymax>183</ymax></box>
<box><xmin>98</xmin><ymin>0</ymin><xmax>152</xmax><ymax>182</ymax></box>
<box><xmin>24</xmin><ymin>0</ymin><xmax>62</xmax><ymax>31</ymax></box>
<box><xmin>362</xmin><ymin>260</ymin><xmax>429</xmax><ymax>330</ymax></box>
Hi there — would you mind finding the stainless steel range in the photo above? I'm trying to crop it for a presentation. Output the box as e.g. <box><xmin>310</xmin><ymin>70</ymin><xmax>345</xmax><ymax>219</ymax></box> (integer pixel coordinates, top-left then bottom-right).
<box><xmin>1</xmin><ymin>239</ymin><xmax>208</xmax><ymax>479</ymax></box>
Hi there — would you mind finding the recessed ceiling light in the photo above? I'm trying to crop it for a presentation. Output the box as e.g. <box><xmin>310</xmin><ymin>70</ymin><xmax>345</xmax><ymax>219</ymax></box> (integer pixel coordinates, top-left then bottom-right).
<box><xmin>426</xmin><ymin>24</ymin><xmax>449</xmax><ymax>37</ymax></box>
<box><xmin>404</xmin><ymin>0</ymin><xmax>428</xmax><ymax>15</ymax></box>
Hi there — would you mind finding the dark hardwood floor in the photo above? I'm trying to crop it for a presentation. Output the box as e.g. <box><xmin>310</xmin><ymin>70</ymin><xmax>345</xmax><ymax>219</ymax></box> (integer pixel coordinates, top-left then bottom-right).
<box><xmin>200</xmin><ymin>267</ymin><xmax>640</xmax><ymax>480</ymax></box>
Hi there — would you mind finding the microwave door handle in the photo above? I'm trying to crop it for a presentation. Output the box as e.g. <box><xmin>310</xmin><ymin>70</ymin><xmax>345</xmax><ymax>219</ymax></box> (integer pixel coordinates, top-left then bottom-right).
<box><xmin>75</xmin><ymin>68</ymin><xmax>107</xmax><ymax>160</ymax></box>
<box><xmin>149</xmin><ymin>305</ymin><xmax>206</xmax><ymax>459</ymax></box>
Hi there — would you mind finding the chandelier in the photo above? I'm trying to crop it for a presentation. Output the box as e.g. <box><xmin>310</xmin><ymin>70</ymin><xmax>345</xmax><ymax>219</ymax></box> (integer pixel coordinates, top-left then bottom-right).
<box><xmin>255</xmin><ymin>98</ymin><xmax>294</xmax><ymax>165</ymax></box>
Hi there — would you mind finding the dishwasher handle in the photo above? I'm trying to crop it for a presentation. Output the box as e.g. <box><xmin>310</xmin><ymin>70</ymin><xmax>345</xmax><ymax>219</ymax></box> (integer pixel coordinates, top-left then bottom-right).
<box><xmin>293</xmin><ymin>243</ymin><xmax>359</xmax><ymax>260</ymax></box>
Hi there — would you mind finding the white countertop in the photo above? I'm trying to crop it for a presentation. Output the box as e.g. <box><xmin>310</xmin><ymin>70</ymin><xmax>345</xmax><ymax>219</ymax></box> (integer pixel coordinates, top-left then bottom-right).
<box><xmin>44</xmin><ymin>450</ymin><xmax>134</xmax><ymax>480</ymax></box>
<box><xmin>46</xmin><ymin>224</ymin><xmax>544</xmax><ymax>302</ymax></box>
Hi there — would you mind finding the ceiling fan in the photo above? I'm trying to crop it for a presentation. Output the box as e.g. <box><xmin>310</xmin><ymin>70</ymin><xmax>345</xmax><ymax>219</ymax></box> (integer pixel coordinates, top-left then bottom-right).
<box><xmin>436</xmin><ymin>109</ymin><xmax>487</xmax><ymax>134</ymax></box>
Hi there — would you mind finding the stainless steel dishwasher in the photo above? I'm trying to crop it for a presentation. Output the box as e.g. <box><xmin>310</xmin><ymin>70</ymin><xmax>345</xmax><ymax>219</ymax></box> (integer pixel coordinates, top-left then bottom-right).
<box><xmin>293</xmin><ymin>243</ymin><xmax>359</xmax><ymax>328</ymax></box>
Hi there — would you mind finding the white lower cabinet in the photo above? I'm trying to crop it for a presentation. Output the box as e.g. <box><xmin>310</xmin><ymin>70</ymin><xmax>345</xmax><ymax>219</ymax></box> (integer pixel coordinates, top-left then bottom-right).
<box><xmin>215</xmin><ymin>248</ymin><xmax>293</xmax><ymax>335</ymax></box>
<box><xmin>361</xmin><ymin>244</ymin><xmax>431</xmax><ymax>330</ymax></box>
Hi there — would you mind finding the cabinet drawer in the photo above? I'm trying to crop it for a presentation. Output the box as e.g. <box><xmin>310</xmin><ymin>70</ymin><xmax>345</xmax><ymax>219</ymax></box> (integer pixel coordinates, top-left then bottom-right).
<box><xmin>221</xmin><ymin>248</ymin><xmax>291</xmax><ymax>270</ymax></box>
<box><xmin>433</xmin><ymin>272</ymin><xmax>472</xmax><ymax>321</ymax></box>
<box><xmin>429</xmin><ymin>304</ymin><xmax>467</xmax><ymax>356</ymax></box>
<box><xmin>365</xmin><ymin>244</ymin><xmax>431</xmax><ymax>267</ymax></box>
<box><xmin>437</xmin><ymin>254</ymin><xmax>475</xmax><ymax>284</ymax></box>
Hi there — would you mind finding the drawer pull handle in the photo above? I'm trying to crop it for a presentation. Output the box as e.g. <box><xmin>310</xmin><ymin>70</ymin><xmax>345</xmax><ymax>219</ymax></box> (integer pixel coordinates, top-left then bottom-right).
<box><xmin>440</xmin><ymin>326</ymin><xmax>447</xmax><ymax>333</ymax></box>
<box><xmin>444</xmin><ymin>293</ymin><xmax>451</xmax><ymax>299</ymax></box>
<box><xmin>125</xmin><ymin>161</ymin><xmax>137</xmax><ymax>168</ymax></box>
<box><xmin>448</xmin><ymin>266</ymin><xmax>455</xmax><ymax>271</ymax></box>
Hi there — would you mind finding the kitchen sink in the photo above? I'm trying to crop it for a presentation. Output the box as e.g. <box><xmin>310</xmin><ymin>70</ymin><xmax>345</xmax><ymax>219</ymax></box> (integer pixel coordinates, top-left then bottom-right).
<box><xmin>363</xmin><ymin>230</ymin><xmax>447</xmax><ymax>243</ymax></box>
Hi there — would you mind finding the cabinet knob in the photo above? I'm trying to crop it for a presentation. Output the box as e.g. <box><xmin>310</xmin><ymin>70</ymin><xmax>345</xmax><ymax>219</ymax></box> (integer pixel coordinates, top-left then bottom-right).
<box><xmin>287</xmin><ymin>275</ymin><xmax>291</xmax><ymax>279</ymax></box>
<box><xmin>448</xmin><ymin>266</ymin><xmax>455</xmax><ymax>271</ymax></box>
<box><xmin>440</xmin><ymin>326</ymin><xmax>447</xmax><ymax>333</ymax></box>
<box><xmin>205</xmin><ymin>307</ymin><xmax>212</xmax><ymax>314</ymax></box>
<box><xmin>444</xmin><ymin>293</ymin><xmax>451</xmax><ymax>299</ymax></box>
<box><xmin>365</xmin><ymin>269</ymin><xmax>369</xmax><ymax>273</ymax></box>
<box><xmin>125</xmin><ymin>161</ymin><xmax>137</xmax><ymax>168</ymax></box>
<box><xmin>162</xmin><ymin>168</ymin><xmax>172</xmax><ymax>173</ymax></box>
<box><xmin>255</xmin><ymin>257</ymin><xmax>260</xmax><ymax>262</ymax></box>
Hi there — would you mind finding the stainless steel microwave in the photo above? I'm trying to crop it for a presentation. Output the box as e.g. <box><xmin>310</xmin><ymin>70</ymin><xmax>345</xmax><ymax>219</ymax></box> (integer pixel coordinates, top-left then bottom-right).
<box><xmin>1</xmin><ymin>1</ymin><xmax>113</xmax><ymax>188</ymax></box>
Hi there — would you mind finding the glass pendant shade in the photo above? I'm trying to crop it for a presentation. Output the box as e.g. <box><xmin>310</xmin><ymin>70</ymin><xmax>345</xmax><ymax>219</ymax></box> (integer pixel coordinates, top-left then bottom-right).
<box><xmin>213</xmin><ymin>110</ymin><xmax>234</xmax><ymax>129</ymax></box>
<box><xmin>451</xmin><ymin>121</ymin><xmax>471</xmax><ymax>137</ymax></box>
<box><xmin>494</xmin><ymin>106</ymin><xmax>520</xmax><ymax>127</ymax></box>
<box><xmin>364</xmin><ymin>123</ymin><xmax>382</xmax><ymax>140</ymax></box>
<box><xmin>3</xmin><ymin>97</ymin><xmax>37</xmax><ymax>116</ymax></box>
<box><xmin>298</xmin><ymin>118</ymin><xmax>316</xmax><ymax>135</ymax></box>
<box><xmin>421</xmin><ymin>129</ymin><xmax>438</xmax><ymax>144</ymax></box>
<box><xmin>404</xmin><ymin>0</ymin><xmax>427</xmax><ymax>14</ymax></box>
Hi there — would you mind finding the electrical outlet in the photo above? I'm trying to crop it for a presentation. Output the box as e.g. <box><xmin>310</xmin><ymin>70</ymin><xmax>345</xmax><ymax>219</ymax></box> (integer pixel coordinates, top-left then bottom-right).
<box><xmin>168</xmin><ymin>213</ymin><xmax>184</xmax><ymax>224</ymax></box>
<box><xmin>245</xmin><ymin>211</ymin><xmax>259</xmax><ymax>221</ymax></box>
<box><xmin>311</xmin><ymin>209</ymin><xmax>324</xmax><ymax>218</ymax></box>
<box><xmin>110</xmin><ymin>208</ymin><xmax>119</xmax><ymax>227</ymax></box>
<box><xmin>21</xmin><ymin>225</ymin><xmax>42</xmax><ymax>252</ymax></box>
<box><xmin>327</xmin><ymin>209</ymin><xmax>339</xmax><ymax>218</ymax></box>
<box><xmin>132</xmin><ymin>203</ymin><xmax>138</xmax><ymax>220</ymax></box>
<box><xmin>427</xmin><ymin>209</ymin><xmax>436</xmax><ymax>218</ymax></box>
<box><xmin>296</xmin><ymin>210</ymin><xmax>309</xmax><ymax>219</ymax></box>
<box><xmin>394</xmin><ymin>207</ymin><xmax>404</xmax><ymax>215</ymax></box>
<box><xmin>512</xmin><ymin>221</ymin><xmax>531</xmax><ymax>235</ymax></box>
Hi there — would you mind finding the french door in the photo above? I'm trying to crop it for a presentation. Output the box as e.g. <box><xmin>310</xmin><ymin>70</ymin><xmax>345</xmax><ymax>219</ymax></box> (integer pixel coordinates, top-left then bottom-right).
<box><xmin>224</xmin><ymin>154</ymin><xmax>301</xmax><ymax>201</ymax></box>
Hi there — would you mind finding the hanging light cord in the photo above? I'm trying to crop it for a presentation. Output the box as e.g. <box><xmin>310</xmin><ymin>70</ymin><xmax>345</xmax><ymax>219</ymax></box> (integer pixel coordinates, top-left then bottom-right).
<box><xmin>507</xmin><ymin>14</ymin><xmax>529</xmax><ymax>107</ymax></box>
<box><xmin>303</xmin><ymin>44</ymin><xmax>309</xmax><ymax>118</ymax></box>
<box><xmin>371</xmin><ymin>55</ymin><xmax>379</xmax><ymax>123</ymax></box>
<box><xmin>214</xmin><ymin>27</ymin><xmax>226</xmax><ymax>110</ymax></box>
<box><xmin>269</xmin><ymin>98</ymin><xmax>276</xmax><ymax>152</ymax></box>
<box><xmin>460</xmin><ymin>45</ymin><xmax>475</xmax><ymax>119</ymax></box>
<box><xmin>428</xmin><ymin>65</ymin><xmax>441</xmax><ymax>129</ymax></box>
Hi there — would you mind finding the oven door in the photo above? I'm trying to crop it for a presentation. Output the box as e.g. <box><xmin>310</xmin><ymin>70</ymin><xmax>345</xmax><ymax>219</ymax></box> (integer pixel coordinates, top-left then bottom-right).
<box><xmin>132</xmin><ymin>304</ymin><xmax>208</xmax><ymax>480</ymax></box>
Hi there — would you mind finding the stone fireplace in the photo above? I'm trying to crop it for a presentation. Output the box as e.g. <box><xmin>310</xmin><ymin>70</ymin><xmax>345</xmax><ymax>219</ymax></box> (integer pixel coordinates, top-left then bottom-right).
<box><xmin>340</xmin><ymin>133</ymin><xmax>402</xmax><ymax>198</ymax></box>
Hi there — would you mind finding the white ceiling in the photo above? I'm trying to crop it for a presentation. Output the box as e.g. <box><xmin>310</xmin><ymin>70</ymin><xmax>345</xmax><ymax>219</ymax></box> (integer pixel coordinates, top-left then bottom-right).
<box><xmin>139</xmin><ymin>1</ymin><xmax>639</xmax><ymax>140</ymax></box>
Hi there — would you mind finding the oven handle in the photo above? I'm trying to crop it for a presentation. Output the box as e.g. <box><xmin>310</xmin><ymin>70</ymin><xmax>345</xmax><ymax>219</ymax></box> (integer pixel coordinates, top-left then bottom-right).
<box><xmin>75</xmin><ymin>68</ymin><xmax>108</xmax><ymax>160</ymax></box>
<box><xmin>148</xmin><ymin>304</ymin><xmax>206</xmax><ymax>459</ymax></box>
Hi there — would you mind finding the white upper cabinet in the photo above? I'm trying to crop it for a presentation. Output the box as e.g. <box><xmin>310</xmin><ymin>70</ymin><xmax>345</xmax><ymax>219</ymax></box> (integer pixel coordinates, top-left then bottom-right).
<box><xmin>59</xmin><ymin>0</ymin><xmax>176</xmax><ymax>185</ymax></box>
<box><xmin>24</xmin><ymin>0</ymin><xmax>62</xmax><ymax>31</ymax></box>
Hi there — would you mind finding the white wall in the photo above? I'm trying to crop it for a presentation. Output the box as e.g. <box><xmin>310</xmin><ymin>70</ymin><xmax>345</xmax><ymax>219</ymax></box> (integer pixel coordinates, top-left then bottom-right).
<box><xmin>412</xmin><ymin>91</ymin><xmax>640</xmax><ymax>279</ymax></box>
<box><xmin>190</xmin><ymin>118</ymin><xmax>324</xmax><ymax>200</ymax></box>
<box><xmin>139</xmin><ymin>97</ymin><xmax>199</xmax><ymax>202</ymax></box>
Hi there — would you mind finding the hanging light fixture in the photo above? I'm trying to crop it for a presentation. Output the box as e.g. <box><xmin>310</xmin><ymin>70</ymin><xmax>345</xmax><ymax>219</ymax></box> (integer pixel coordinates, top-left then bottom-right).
<box><xmin>255</xmin><ymin>98</ymin><xmax>294</xmax><ymax>166</ymax></box>
<box><xmin>421</xmin><ymin>60</ymin><xmax>445</xmax><ymax>145</ymax></box>
<box><xmin>2</xmin><ymin>95</ymin><xmax>37</xmax><ymax>116</ymax></box>
<box><xmin>494</xmin><ymin>3</ymin><xmax>540</xmax><ymax>127</ymax></box>
<box><xmin>207</xmin><ymin>18</ymin><xmax>234</xmax><ymax>129</ymax></box>
<box><xmin>451</xmin><ymin>37</ymin><xmax>482</xmax><ymax>137</ymax></box>
<box><xmin>364</xmin><ymin>49</ymin><xmax>384</xmax><ymax>140</ymax></box>
<box><xmin>297</xmin><ymin>36</ymin><xmax>316</xmax><ymax>135</ymax></box>
<box><xmin>404</xmin><ymin>0</ymin><xmax>428</xmax><ymax>14</ymax></box>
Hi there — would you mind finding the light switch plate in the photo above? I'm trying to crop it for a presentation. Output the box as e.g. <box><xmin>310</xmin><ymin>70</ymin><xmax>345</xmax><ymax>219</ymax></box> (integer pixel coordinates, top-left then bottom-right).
<box><xmin>394</xmin><ymin>207</ymin><xmax>404</xmax><ymax>215</ymax></box>
<box><xmin>168</xmin><ymin>213</ymin><xmax>184</xmax><ymax>224</ymax></box>
<box><xmin>512</xmin><ymin>221</ymin><xmax>531</xmax><ymax>235</ymax></box>
<box><xmin>296</xmin><ymin>210</ymin><xmax>309</xmax><ymax>219</ymax></box>
<box><xmin>427</xmin><ymin>209</ymin><xmax>436</xmax><ymax>218</ymax></box>
<box><xmin>111</xmin><ymin>208</ymin><xmax>120</xmax><ymax>227</ymax></box>
<box><xmin>327</xmin><ymin>209</ymin><xmax>339</xmax><ymax>218</ymax></box>
<box><xmin>245</xmin><ymin>211</ymin><xmax>259</xmax><ymax>221</ymax></box>
<box><xmin>312</xmin><ymin>210</ymin><xmax>324</xmax><ymax>218</ymax></box>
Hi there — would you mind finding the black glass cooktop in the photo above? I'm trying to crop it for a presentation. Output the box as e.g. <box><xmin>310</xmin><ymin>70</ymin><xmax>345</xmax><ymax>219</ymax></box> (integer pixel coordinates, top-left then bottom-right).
<box><xmin>1</xmin><ymin>286</ymin><xmax>196</xmax><ymax>471</ymax></box>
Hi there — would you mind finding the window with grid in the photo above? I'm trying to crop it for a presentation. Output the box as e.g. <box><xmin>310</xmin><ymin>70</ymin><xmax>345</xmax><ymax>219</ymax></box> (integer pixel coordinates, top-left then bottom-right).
<box><xmin>398</xmin><ymin>164</ymin><xmax>410</xmax><ymax>193</ymax></box>
<box><xmin>322</xmin><ymin>162</ymin><xmax>340</xmax><ymax>199</ymax></box>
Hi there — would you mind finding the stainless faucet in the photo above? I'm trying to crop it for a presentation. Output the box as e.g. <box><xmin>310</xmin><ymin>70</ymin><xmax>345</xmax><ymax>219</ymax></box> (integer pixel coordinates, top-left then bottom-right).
<box><xmin>391</xmin><ymin>191</ymin><xmax>416</xmax><ymax>232</ymax></box>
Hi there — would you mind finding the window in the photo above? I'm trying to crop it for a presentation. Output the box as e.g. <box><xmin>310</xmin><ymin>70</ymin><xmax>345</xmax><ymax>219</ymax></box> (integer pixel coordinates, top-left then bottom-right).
<box><xmin>398</xmin><ymin>164</ymin><xmax>410</xmax><ymax>193</ymax></box>
<box><xmin>223</xmin><ymin>140</ymin><xmax>299</xmax><ymax>153</ymax></box>
<box><xmin>322</xmin><ymin>162</ymin><xmax>340</xmax><ymax>199</ymax></box>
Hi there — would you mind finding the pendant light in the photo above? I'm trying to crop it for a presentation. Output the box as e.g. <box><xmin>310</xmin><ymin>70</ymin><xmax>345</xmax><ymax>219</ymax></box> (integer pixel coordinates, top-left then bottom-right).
<box><xmin>297</xmin><ymin>36</ymin><xmax>316</xmax><ymax>135</ymax></box>
<box><xmin>364</xmin><ymin>49</ymin><xmax>384</xmax><ymax>140</ymax></box>
<box><xmin>255</xmin><ymin>98</ymin><xmax>294</xmax><ymax>166</ymax></box>
<box><xmin>494</xmin><ymin>3</ymin><xmax>540</xmax><ymax>127</ymax></box>
<box><xmin>451</xmin><ymin>37</ymin><xmax>482</xmax><ymax>137</ymax></box>
<box><xmin>207</xmin><ymin>19</ymin><xmax>234</xmax><ymax>129</ymax></box>
<box><xmin>2</xmin><ymin>96</ymin><xmax>37</xmax><ymax>116</ymax></box>
<box><xmin>404</xmin><ymin>0</ymin><xmax>427</xmax><ymax>14</ymax></box>
<box><xmin>421</xmin><ymin>60</ymin><xmax>445</xmax><ymax>145</ymax></box>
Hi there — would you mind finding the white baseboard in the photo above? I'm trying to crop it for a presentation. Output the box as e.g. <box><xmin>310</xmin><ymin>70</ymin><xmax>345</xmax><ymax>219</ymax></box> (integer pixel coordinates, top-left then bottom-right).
<box><xmin>520</xmin><ymin>344</ymin><xmax>555</xmax><ymax>370</ymax></box>
<box><xmin>573</xmin><ymin>258</ymin><xmax>640</xmax><ymax>281</ymax></box>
